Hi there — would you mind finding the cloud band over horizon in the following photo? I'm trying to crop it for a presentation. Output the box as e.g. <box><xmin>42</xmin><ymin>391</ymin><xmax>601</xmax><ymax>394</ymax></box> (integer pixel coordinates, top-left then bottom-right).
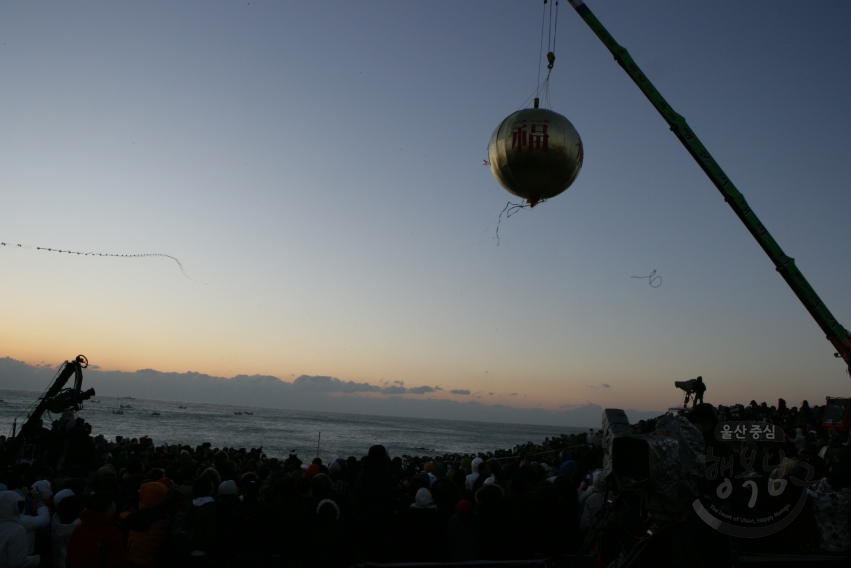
<box><xmin>0</xmin><ymin>357</ymin><xmax>662</xmax><ymax>428</ymax></box>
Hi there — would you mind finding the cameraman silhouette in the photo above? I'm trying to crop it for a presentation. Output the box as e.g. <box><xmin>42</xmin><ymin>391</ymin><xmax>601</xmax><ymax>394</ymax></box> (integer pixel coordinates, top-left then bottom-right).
<box><xmin>693</xmin><ymin>376</ymin><xmax>705</xmax><ymax>406</ymax></box>
<box><xmin>675</xmin><ymin>376</ymin><xmax>707</xmax><ymax>408</ymax></box>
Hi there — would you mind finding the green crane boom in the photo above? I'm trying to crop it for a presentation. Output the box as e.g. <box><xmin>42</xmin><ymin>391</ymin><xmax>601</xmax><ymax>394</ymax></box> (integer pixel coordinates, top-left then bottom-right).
<box><xmin>568</xmin><ymin>0</ymin><xmax>851</xmax><ymax>374</ymax></box>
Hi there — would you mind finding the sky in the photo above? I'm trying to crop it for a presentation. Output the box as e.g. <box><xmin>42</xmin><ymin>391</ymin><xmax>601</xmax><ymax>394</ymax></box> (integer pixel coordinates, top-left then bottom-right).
<box><xmin>2</xmin><ymin>1</ymin><xmax>851</xmax><ymax>426</ymax></box>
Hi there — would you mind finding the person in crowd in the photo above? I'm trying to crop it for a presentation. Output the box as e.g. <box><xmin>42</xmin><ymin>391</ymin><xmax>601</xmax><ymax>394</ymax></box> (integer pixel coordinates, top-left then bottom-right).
<box><xmin>66</xmin><ymin>492</ymin><xmax>126</xmax><ymax>568</ymax></box>
<box><xmin>549</xmin><ymin>474</ymin><xmax>581</xmax><ymax>555</ymax></box>
<box><xmin>51</xmin><ymin>493</ymin><xmax>82</xmax><ymax>568</ymax></box>
<box><xmin>402</xmin><ymin>487</ymin><xmax>443</xmax><ymax>562</ymax></box>
<box><xmin>470</xmin><ymin>460</ymin><xmax>493</xmax><ymax>494</ymax></box>
<box><xmin>2</xmin><ymin>390</ymin><xmax>844</xmax><ymax>566</ymax></box>
<box><xmin>475</xmin><ymin>482</ymin><xmax>512</xmax><ymax>559</ymax></box>
<box><xmin>357</xmin><ymin>445</ymin><xmax>395</xmax><ymax>503</ymax></box>
<box><xmin>800</xmin><ymin>400</ymin><xmax>813</xmax><ymax>425</ymax></box>
<box><xmin>170</xmin><ymin>474</ymin><xmax>217</xmax><ymax>567</ymax></box>
<box><xmin>692</xmin><ymin>376</ymin><xmax>706</xmax><ymax>406</ymax></box>
<box><xmin>173</xmin><ymin>464</ymin><xmax>192</xmax><ymax>502</ymax></box>
<box><xmin>811</xmin><ymin>463</ymin><xmax>851</xmax><ymax>553</ymax></box>
<box><xmin>231</xmin><ymin>476</ymin><xmax>268</xmax><ymax>566</ymax></box>
<box><xmin>355</xmin><ymin>444</ymin><xmax>401</xmax><ymax>563</ymax></box>
<box><xmin>555</xmin><ymin>450</ymin><xmax>578</xmax><ymax>480</ymax></box>
<box><xmin>17</xmin><ymin>485</ymin><xmax>49</xmax><ymax>557</ymax></box>
<box><xmin>689</xmin><ymin>403</ymin><xmax>733</xmax><ymax>461</ymax></box>
<box><xmin>212</xmin><ymin>480</ymin><xmax>239</xmax><ymax>565</ymax></box>
<box><xmin>0</xmin><ymin>491</ymin><xmax>40</xmax><ymax>568</ymax></box>
<box><xmin>308</xmin><ymin>499</ymin><xmax>344</xmax><ymax>568</ymax></box>
<box><xmin>465</xmin><ymin>458</ymin><xmax>483</xmax><ymax>491</ymax></box>
<box><xmin>121</xmin><ymin>481</ymin><xmax>171</xmax><ymax>568</ymax></box>
<box><xmin>791</xmin><ymin>427</ymin><xmax>808</xmax><ymax>451</ymax></box>
<box><xmin>580</xmin><ymin>470</ymin><xmax>605</xmax><ymax>530</ymax></box>
<box><xmin>446</xmin><ymin>499</ymin><xmax>478</xmax><ymax>561</ymax></box>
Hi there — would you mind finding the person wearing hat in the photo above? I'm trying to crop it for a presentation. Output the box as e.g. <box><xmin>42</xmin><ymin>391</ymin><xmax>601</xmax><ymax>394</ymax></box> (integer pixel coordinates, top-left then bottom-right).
<box><xmin>212</xmin><ymin>480</ymin><xmax>241</xmax><ymax>566</ymax></box>
<box><xmin>52</xmin><ymin>490</ymin><xmax>74</xmax><ymax>510</ymax></box>
<box><xmin>580</xmin><ymin>470</ymin><xmax>606</xmax><ymax>530</ymax></box>
<box><xmin>310</xmin><ymin>499</ymin><xmax>344</xmax><ymax>568</ymax></box>
<box><xmin>465</xmin><ymin>458</ymin><xmax>483</xmax><ymax>491</ymax></box>
<box><xmin>0</xmin><ymin>490</ymin><xmax>40</xmax><ymax>567</ymax></box>
<box><xmin>217</xmin><ymin>480</ymin><xmax>238</xmax><ymax>498</ymax></box>
<box><xmin>402</xmin><ymin>488</ymin><xmax>442</xmax><ymax>562</ymax></box>
<box><xmin>122</xmin><ymin>482</ymin><xmax>170</xmax><ymax>568</ymax></box>
<box><xmin>52</xmin><ymin>493</ymin><xmax>83</xmax><ymax>568</ymax></box>
<box><xmin>284</xmin><ymin>452</ymin><xmax>303</xmax><ymax>473</ymax></box>
<box><xmin>328</xmin><ymin>460</ymin><xmax>342</xmax><ymax>476</ymax></box>
<box><xmin>556</xmin><ymin>450</ymin><xmax>578</xmax><ymax>479</ymax></box>
<box><xmin>305</xmin><ymin>463</ymin><xmax>320</xmax><ymax>479</ymax></box>
<box><xmin>97</xmin><ymin>465</ymin><xmax>116</xmax><ymax>480</ymax></box>
<box><xmin>447</xmin><ymin>499</ymin><xmax>478</xmax><ymax>561</ymax></box>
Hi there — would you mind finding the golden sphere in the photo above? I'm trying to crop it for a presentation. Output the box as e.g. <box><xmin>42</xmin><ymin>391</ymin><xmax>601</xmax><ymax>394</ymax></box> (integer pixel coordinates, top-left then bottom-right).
<box><xmin>489</xmin><ymin>108</ymin><xmax>583</xmax><ymax>206</ymax></box>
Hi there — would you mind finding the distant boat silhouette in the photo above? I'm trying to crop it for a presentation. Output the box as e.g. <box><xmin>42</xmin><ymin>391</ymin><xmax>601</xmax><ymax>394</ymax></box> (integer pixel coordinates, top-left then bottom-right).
<box><xmin>151</xmin><ymin>411</ymin><xmax>161</xmax><ymax>416</ymax></box>
<box><xmin>234</xmin><ymin>411</ymin><xmax>243</xmax><ymax>415</ymax></box>
<box><xmin>178</xmin><ymin>405</ymin><xmax>187</xmax><ymax>409</ymax></box>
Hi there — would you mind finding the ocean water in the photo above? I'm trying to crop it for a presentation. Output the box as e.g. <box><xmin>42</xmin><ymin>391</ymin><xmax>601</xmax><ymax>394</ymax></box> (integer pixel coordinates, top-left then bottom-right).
<box><xmin>0</xmin><ymin>389</ymin><xmax>586</xmax><ymax>462</ymax></box>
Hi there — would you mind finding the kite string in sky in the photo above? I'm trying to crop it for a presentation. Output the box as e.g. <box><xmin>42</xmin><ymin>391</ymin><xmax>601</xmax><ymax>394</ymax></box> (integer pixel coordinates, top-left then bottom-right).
<box><xmin>0</xmin><ymin>241</ymin><xmax>203</xmax><ymax>283</ymax></box>
<box><xmin>631</xmin><ymin>269</ymin><xmax>662</xmax><ymax>288</ymax></box>
<box><xmin>494</xmin><ymin>199</ymin><xmax>547</xmax><ymax>246</ymax></box>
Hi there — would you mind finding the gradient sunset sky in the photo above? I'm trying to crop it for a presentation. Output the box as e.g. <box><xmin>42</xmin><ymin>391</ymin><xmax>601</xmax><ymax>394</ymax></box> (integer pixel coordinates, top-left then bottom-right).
<box><xmin>2</xmin><ymin>1</ymin><xmax>851</xmax><ymax>417</ymax></box>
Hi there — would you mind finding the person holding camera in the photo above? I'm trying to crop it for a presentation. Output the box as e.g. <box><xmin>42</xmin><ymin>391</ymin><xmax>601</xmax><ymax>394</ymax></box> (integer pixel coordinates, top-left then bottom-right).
<box><xmin>674</xmin><ymin>376</ymin><xmax>707</xmax><ymax>407</ymax></box>
<box><xmin>17</xmin><ymin>484</ymin><xmax>50</xmax><ymax>557</ymax></box>
<box><xmin>693</xmin><ymin>376</ymin><xmax>706</xmax><ymax>406</ymax></box>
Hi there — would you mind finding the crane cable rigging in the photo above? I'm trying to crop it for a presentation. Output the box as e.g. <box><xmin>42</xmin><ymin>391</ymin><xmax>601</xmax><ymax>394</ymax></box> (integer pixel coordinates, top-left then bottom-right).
<box><xmin>494</xmin><ymin>0</ymin><xmax>563</xmax><ymax>244</ymax></box>
<box><xmin>513</xmin><ymin>0</ymin><xmax>562</xmax><ymax>111</ymax></box>
<box><xmin>536</xmin><ymin>0</ymin><xmax>560</xmax><ymax>109</ymax></box>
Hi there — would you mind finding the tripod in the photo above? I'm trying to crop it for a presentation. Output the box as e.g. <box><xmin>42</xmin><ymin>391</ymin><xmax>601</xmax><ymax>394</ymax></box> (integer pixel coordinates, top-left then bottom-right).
<box><xmin>573</xmin><ymin>485</ymin><xmax>728</xmax><ymax>568</ymax></box>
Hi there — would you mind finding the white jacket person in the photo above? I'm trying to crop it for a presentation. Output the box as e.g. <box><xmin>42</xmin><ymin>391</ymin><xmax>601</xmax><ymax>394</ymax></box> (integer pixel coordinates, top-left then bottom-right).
<box><xmin>0</xmin><ymin>491</ymin><xmax>40</xmax><ymax>568</ymax></box>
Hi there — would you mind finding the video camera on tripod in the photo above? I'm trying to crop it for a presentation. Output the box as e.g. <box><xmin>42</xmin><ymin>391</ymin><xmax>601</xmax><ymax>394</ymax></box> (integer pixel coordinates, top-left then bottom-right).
<box><xmin>674</xmin><ymin>376</ymin><xmax>705</xmax><ymax>408</ymax></box>
<box><xmin>574</xmin><ymin>409</ymin><xmax>714</xmax><ymax>567</ymax></box>
<box><xmin>603</xmin><ymin>409</ymin><xmax>705</xmax><ymax>511</ymax></box>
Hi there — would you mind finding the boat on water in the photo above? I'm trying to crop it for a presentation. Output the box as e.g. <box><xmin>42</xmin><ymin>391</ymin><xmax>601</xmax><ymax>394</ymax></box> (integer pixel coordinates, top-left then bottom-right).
<box><xmin>151</xmin><ymin>411</ymin><xmax>161</xmax><ymax>416</ymax></box>
<box><xmin>91</xmin><ymin>400</ymin><xmax>100</xmax><ymax>403</ymax></box>
<box><xmin>234</xmin><ymin>411</ymin><xmax>243</xmax><ymax>415</ymax></box>
<box><xmin>112</xmin><ymin>409</ymin><xmax>124</xmax><ymax>415</ymax></box>
<box><xmin>178</xmin><ymin>405</ymin><xmax>187</xmax><ymax>409</ymax></box>
<box><xmin>244</xmin><ymin>411</ymin><xmax>254</xmax><ymax>415</ymax></box>
<box><xmin>120</xmin><ymin>404</ymin><xmax>133</xmax><ymax>409</ymax></box>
